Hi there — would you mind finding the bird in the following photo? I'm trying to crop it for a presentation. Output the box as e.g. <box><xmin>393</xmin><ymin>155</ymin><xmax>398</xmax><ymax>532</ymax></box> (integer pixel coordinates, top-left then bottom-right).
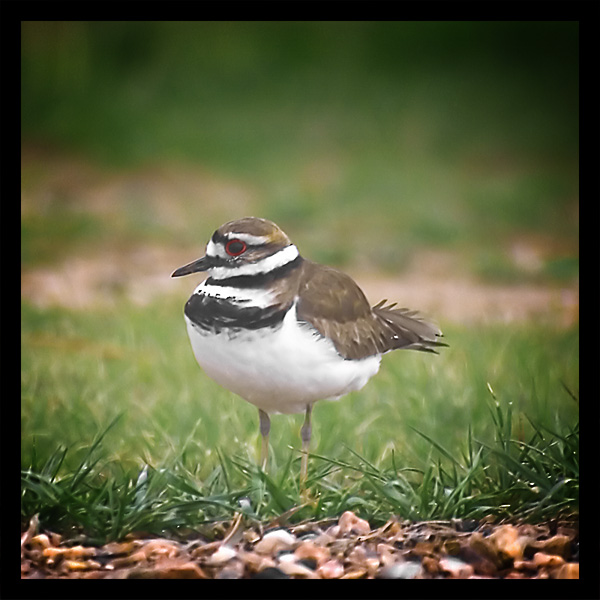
<box><xmin>172</xmin><ymin>217</ymin><xmax>445</xmax><ymax>481</ymax></box>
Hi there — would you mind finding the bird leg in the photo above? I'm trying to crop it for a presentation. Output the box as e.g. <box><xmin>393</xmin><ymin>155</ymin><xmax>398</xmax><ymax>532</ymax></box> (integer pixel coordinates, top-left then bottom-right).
<box><xmin>258</xmin><ymin>409</ymin><xmax>270</xmax><ymax>471</ymax></box>
<box><xmin>300</xmin><ymin>404</ymin><xmax>313</xmax><ymax>483</ymax></box>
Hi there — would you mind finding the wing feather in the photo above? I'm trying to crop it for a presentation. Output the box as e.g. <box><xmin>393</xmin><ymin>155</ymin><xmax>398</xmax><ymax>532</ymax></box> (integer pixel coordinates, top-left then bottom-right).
<box><xmin>296</xmin><ymin>261</ymin><xmax>446</xmax><ymax>359</ymax></box>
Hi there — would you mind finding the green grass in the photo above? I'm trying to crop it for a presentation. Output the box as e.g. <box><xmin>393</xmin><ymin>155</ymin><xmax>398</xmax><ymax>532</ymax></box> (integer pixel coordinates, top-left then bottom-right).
<box><xmin>21</xmin><ymin>21</ymin><xmax>579</xmax><ymax>542</ymax></box>
<box><xmin>22</xmin><ymin>299</ymin><xmax>578</xmax><ymax>543</ymax></box>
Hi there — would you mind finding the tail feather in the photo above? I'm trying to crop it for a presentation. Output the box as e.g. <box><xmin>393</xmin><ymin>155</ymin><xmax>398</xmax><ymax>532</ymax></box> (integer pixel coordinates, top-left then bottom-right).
<box><xmin>372</xmin><ymin>302</ymin><xmax>447</xmax><ymax>354</ymax></box>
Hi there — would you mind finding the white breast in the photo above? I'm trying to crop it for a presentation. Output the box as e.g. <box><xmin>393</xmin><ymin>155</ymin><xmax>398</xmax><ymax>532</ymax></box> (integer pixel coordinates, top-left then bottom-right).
<box><xmin>184</xmin><ymin>302</ymin><xmax>381</xmax><ymax>414</ymax></box>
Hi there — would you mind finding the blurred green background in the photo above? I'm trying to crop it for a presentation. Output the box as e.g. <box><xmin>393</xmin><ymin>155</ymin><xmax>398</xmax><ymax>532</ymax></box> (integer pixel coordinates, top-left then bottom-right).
<box><xmin>21</xmin><ymin>22</ymin><xmax>579</xmax><ymax>506</ymax></box>
<box><xmin>22</xmin><ymin>20</ymin><xmax>578</xmax><ymax>277</ymax></box>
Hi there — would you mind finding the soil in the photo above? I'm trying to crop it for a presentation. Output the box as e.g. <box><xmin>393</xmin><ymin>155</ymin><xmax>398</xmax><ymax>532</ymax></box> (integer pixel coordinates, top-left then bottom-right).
<box><xmin>21</xmin><ymin>244</ymin><xmax>578</xmax><ymax>328</ymax></box>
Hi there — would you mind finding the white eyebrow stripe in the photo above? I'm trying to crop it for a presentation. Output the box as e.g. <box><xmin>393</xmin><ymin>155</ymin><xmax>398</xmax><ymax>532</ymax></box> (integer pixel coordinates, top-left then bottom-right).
<box><xmin>208</xmin><ymin>244</ymin><xmax>299</xmax><ymax>280</ymax></box>
<box><xmin>206</xmin><ymin>234</ymin><xmax>273</xmax><ymax>258</ymax></box>
<box><xmin>224</xmin><ymin>232</ymin><xmax>271</xmax><ymax>245</ymax></box>
<box><xmin>194</xmin><ymin>282</ymin><xmax>276</xmax><ymax>307</ymax></box>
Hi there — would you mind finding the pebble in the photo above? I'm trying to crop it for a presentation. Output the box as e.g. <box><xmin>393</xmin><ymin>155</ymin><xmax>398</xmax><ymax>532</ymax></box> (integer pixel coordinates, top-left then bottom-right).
<box><xmin>239</xmin><ymin>550</ymin><xmax>276</xmax><ymax>573</ymax></box>
<box><xmin>313</xmin><ymin>530</ymin><xmax>336</xmax><ymax>547</ymax></box>
<box><xmin>554</xmin><ymin>563</ymin><xmax>579</xmax><ymax>579</ymax></box>
<box><xmin>458</xmin><ymin>545</ymin><xmax>498</xmax><ymax>576</ymax></box>
<box><xmin>533</xmin><ymin>552</ymin><xmax>565</xmax><ymax>568</ymax></box>
<box><xmin>110</xmin><ymin>550</ymin><xmax>147</xmax><ymax>568</ymax></box>
<box><xmin>243</xmin><ymin>529</ymin><xmax>260</xmax><ymax>544</ymax></box>
<box><xmin>338</xmin><ymin>511</ymin><xmax>371</xmax><ymax>536</ymax></box>
<box><xmin>514</xmin><ymin>552</ymin><xmax>565</xmax><ymax>571</ymax></box>
<box><xmin>294</xmin><ymin>540</ymin><xmax>330</xmax><ymax>566</ymax></box>
<box><xmin>346</xmin><ymin>545</ymin><xmax>367</xmax><ymax>564</ymax></box>
<box><xmin>316</xmin><ymin>559</ymin><xmax>345</xmax><ymax>579</ymax></box>
<box><xmin>376</xmin><ymin>543</ymin><xmax>398</xmax><ymax>567</ymax></box>
<box><xmin>341</xmin><ymin>568</ymin><xmax>368</xmax><ymax>579</ymax></box>
<box><xmin>438</xmin><ymin>556</ymin><xmax>474</xmax><ymax>578</ymax></box>
<box><xmin>29</xmin><ymin>534</ymin><xmax>51</xmax><ymax>550</ymax></box>
<box><xmin>365</xmin><ymin>556</ymin><xmax>380</xmax><ymax>576</ymax></box>
<box><xmin>505</xmin><ymin>571</ymin><xmax>527</xmax><ymax>578</ymax></box>
<box><xmin>297</xmin><ymin>531</ymin><xmax>320</xmax><ymax>542</ymax></box>
<box><xmin>215</xmin><ymin>559</ymin><xmax>245</xmax><ymax>579</ymax></box>
<box><xmin>487</xmin><ymin>524</ymin><xmax>525</xmax><ymax>560</ymax></box>
<box><xmin>345</xmin><ymin>545</ymin><xmax>378</xmax><ymax>576</ymax></box>
<box><xmin>127</xmin><ymin>560</ymin><xmax>207</xmax><ymax>579</ymax></box>
<box><xmin>297</xmin><ymin>557</ymin><xmax>318</xmax><ymax>570</ymax></box>
<box><xmin>102</xmin><ymin>541</ymin><xmax>138</xmax><ymax>556</ymax></box>
<box><xmin>42</xmin><ymin>544</ymin><xmax>97</xmax><ymax>565</ymax></box>
<box><xmin>63</xmin><ymin>559</ymin><xmax>100</xmax><ymax>571</ymax></box>
<box><xmin>377</xmin><ymin>560</ymin><xmax>423</xmax><ymax>579</ymax></box>
<box><xmin>421</xmin><ymin>555</ymin><xmax>441</xmax><ymax>574</ymax></box>
<box><xmin>325</xmin><ymin>525</ymin><xmax>341</xmax><ymax>538</ymax></box>
<box><xmin>255</xmin><ymin>529</ymin><xmax>297</xmax><ymax>554</ymax></box>
<box><xmin>278</xmin><ymin>553</ymin><xmax>317</xmax><ymax>578</ymax></box>
<box><xmin>206</xmin><ymin>545</ymin><xmax>237</xmax><ymax>566</ymax></box>
<box><xmin>250</xmin><ymin>566</ymin><xmax>290</xmax><ymax>579</ymax></box>
<box><xmin>238</xmin><ymin>497</ymin><xmax>252</xmax><ymax>511</ymax></box>
<box><xmin>528</xmin><ymin>534</ymin><xmax>572</xmax><ymax>559</ymax></box>
<box><xmin>141</xmin><ymin>539</ymin><xmax>180</xmax><ymax>560</ymax></box>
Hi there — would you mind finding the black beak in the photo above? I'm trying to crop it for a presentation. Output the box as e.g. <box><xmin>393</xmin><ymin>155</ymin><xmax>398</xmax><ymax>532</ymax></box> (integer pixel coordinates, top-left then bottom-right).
<box><xmin>171</xmin><ymin>255</ymin><xmax>214</xmax><ymax>277</ymax></box>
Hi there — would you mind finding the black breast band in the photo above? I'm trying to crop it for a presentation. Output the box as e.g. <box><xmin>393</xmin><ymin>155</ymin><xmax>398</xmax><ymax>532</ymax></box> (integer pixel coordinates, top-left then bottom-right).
<box><xmin>185</xmin><ymin>294</ymin><xmax>290</xmax><ymax>333</ymax></box>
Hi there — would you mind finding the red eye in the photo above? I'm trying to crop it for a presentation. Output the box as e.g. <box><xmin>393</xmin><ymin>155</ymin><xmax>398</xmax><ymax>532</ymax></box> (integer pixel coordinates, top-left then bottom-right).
<box><xmin>225</xmin><ymin>239</ymin><xmax>247</xmax><ymax>256</ymax></box>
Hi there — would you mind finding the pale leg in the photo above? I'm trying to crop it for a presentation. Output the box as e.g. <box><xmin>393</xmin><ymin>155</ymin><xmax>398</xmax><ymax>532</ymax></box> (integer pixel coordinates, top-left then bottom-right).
<box><xmin>300</xmin><ymin>404</ymin><xmax>312</xmax><ymax>482</ymax></box>
<box><xmin>258</xmin><ymin>409</ymin><xmax>270</xmax><ymax>471</ymax></box>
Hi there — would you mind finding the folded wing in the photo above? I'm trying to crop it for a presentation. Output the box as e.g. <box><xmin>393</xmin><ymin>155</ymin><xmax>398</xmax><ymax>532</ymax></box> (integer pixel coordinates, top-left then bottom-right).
<box><xmin>296</xmin><ymin>261</ymin><xmax>446</xmax><ymax>360</ymax></box>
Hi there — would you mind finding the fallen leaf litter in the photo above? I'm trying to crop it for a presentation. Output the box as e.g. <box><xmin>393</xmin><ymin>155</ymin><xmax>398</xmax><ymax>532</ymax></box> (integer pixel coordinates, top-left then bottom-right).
<box><xmin>21</xmin><ymin>511</ymin><xmax>578</xmax><ymax>579</ymax></box>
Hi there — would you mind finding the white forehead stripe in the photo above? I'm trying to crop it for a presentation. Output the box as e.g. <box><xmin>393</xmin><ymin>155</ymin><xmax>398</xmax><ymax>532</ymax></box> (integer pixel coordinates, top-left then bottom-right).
<box><xmin>209</xmin><ymin>244</ymin><xmax>299</xmax><ymax>280</ymax></box>
<box><xmin>206</xmin><ymin>239</ymin><xmax>228</xmax><ymax>259</ymax></box>
<box><xmin>194</xmin><ymin>282</ymin><xmax>276</xmax><ymax>308</ymax></box>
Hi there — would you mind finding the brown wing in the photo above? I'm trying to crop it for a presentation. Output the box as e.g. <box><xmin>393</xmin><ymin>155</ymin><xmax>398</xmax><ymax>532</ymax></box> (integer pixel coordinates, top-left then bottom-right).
<box><xmin>296</xmin><ymin>261</ymin><xmax>446</xmax><ymax>360</ymax></box>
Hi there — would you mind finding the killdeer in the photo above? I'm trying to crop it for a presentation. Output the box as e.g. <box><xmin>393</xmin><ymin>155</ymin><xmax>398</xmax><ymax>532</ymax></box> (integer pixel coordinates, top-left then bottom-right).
<box><xmin>172</xmin><ymin>217</ymin><xmax>445</xmax><ymax>481</ymax></box>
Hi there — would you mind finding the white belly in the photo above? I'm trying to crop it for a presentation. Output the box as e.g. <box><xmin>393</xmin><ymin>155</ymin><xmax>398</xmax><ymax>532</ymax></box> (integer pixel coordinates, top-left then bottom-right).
<box><xmin>184</xmin><ymin>305</ymin><xmax>381</xmax><ymax>414</ymax></box>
